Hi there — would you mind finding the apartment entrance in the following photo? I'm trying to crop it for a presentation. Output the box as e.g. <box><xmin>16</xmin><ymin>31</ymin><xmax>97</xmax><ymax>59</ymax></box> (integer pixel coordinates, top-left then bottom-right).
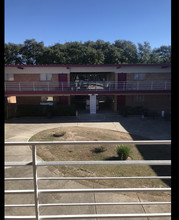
<box><xmin>71</xmin><ymin>95</ymin><xmax>115</xmax><ymax>114</ymax></box>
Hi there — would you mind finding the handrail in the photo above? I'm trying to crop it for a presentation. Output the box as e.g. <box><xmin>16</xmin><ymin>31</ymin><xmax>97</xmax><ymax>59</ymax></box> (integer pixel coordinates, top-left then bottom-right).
<box><xmin>5</xmin><ymin>140</ymin><xmax>171</xmax><ymax>219</ymax></box>
<box><xmin>4</xmin><ymin>80</ymin><xmax>171</xmax><ymax>92</ymax></box>
<box><xmin>5</xmin><ymin>140</ymin><xmax>171</xmax><ymax>145</ymax></box>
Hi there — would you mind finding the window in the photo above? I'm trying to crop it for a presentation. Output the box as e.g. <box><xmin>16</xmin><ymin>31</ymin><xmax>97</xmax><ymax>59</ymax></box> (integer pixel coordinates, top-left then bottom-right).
<box><xmin>5</xmin><ymin>74</ymin><xmax>14</xmax><ymax>81</ymax></box>
<box><xmin>40</xmin><ymin>74</ymin><xmax>46</xmax><ymax>81</ymax></box>
<box><xmin>40</xmin><ymin>73</ymin><xmax>52</xmax><ymax>81</ymax></box>
<box><xmin>46</xmin><ymin>73</ymin><xmax>52</xmax><ymax>81</ymax></box>
<box><xmin>133</xmin><ymin>73</ymin><xmax>145</xmax><ymax>80</ymax></box>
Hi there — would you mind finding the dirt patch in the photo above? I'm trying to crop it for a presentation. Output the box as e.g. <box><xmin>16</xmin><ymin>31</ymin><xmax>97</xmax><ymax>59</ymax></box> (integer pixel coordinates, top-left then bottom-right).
<box><xmin>29</xmin><ymin>126</ymin><xmax>171</xmax><ymax>193</ymax></box>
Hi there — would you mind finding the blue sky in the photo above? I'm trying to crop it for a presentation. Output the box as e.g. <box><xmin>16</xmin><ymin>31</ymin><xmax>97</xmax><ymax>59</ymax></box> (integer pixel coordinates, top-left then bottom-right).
<box><xmin>5</xmin><ymin>0</ymin><xmax>171</xmax><ymax>49</ymax></box>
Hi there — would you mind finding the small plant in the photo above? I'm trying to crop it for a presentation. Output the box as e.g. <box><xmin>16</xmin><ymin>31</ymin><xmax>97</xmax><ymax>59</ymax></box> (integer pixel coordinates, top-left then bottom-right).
<box><xmin>116</xmin><ymin>145</ymin><xmax>130</xmax><ymax>160</ymax></box>
<box><xmin>92</xmin><ymin>146</ymin><xmax>106</xmax><ymax>153</ymax></box>
<box><xmin>52</xmin><ymin>131</ymin><xmax>66</xmax><ymax>137</ymax></box>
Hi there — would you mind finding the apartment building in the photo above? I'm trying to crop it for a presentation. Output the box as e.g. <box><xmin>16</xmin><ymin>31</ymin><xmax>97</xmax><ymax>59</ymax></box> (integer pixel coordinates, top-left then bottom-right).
<box><xmin>5</xmin><ymin>64</ymin><xmax>171</xmax><ymax>115</ymax></box>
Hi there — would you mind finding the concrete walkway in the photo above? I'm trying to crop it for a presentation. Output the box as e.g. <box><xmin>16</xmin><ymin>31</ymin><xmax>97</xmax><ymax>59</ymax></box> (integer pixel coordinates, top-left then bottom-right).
<box><xmin>5</xmin><ymin>115</ymin><xmax>171</xmax><ymax>219</ymax></box>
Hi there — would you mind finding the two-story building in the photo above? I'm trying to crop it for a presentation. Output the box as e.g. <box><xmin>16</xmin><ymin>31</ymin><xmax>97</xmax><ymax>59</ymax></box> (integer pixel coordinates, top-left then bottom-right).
<box><xmin>5</xmin><ymin>64</ymin><xmax>171</xmax><ymax>115</ymax></box>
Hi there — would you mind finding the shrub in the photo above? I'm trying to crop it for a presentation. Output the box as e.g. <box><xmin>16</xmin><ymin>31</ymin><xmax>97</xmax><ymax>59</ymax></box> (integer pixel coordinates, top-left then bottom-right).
<box><xmin>53</xmin><ymin>131</ymin><xmax>66</xmax><ymax>137</ymax></box>
<box><xmin>16</xmin><ymin>104</ymin><xmax>47</xmax><ymax>117</ymax></box>
<box><xmin>118</xmin><ymin>106</ymin><xmax>144</xmax><ymax>116</ymax></box>
<box><xmin>52</xmin><ymin>104</ymin><xmax>76</xmax><ymax>116</ymax></box>
<box><xmin>92</xmin><ymin>146</ymin><xmax>106</xmax><ymax>153</ymax></box>
<box><xmin>116</xmin><ymin>145</ymin><xmax>130</xmax><ymax>160</ymax></box>
<box><xmin>16</xmin><ymin>104</ymin><xmax>76</xmax><ymax>117</ymax></box>
<box><xmin>118</xmin><ymin>106</ymin><xmax>129</xmax><ymax>116</ymax></box>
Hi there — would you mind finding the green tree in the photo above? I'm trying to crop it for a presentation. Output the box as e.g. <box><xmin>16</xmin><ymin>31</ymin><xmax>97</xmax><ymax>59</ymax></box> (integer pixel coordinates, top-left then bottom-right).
<box><xmin>114</xmin><ymin>40</ymin><xmax>138</xmax><ymax>63</ymax></box>
<box><xmin>4</xmin><ymin>39</ymin><xmax>171</xmax><ymax>65</ymax></box>
<box><xmin>103</xmin><ymin>46</ymin><xmax>121</xmax><ymax>64</ymax></box>
<box><xmin>83</xmin><ymin>47</ymin><xmax>104</xmax><ymax>64</ymax></box>
<box><xmin>151</xmin><ymin>46</ymin><xmax>171</xmax><ymax>63</ymax></box>
<box><xmin>19</xmin><ymin>39</ymin><xmax>45</xmax><ymax>64</ymax></box>
<box><xmin>4</xmin><ymin>43</ymin><xmax>23</xmax><ymax>64</ymax></box>
<box><xmin>137</xmin><ymin>41</ymin><xmax>152</xmax><ymax>63</ymax></box>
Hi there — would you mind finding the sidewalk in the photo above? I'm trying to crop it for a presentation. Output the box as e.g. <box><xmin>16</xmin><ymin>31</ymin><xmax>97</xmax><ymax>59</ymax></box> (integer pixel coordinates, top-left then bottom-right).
<box><xmin>5</xmin><ymin>115</ymin><xmax>171</xmax><ymax>219</ymax></box>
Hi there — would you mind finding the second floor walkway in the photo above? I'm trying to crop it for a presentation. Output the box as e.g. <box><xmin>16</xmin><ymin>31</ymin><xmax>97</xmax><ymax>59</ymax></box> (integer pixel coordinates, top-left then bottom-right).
<box><xmin>5</xmin><ymin>80</ymin><xmax>171</xmax><ymax>95</ymax></box>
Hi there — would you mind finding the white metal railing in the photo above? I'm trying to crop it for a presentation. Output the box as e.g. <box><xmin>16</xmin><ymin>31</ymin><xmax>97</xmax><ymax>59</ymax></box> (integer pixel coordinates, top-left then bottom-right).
<box><xmin>4</xmin><ymin>80</ymin><xmax>171</xmax><ymax>93</ymax></box>
<box><xmin>5</xmin><ymin>140</ymin><xmax>171</xmax><ymax>219</ymax></box>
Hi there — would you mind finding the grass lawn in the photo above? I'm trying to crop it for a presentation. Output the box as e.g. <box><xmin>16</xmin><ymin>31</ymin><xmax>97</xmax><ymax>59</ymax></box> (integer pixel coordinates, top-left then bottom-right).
<box><xmin>29</xmin><ymin>126</ymin><xmax>171</xmax><ymax>193</ymax></box>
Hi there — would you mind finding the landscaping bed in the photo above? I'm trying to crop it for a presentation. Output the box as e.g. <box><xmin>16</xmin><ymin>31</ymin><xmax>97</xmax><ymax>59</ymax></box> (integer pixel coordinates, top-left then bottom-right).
<box><xmin>29</xmin><ymin>126</ymin><xmax>171</xmax><ymax>192</ymax></box>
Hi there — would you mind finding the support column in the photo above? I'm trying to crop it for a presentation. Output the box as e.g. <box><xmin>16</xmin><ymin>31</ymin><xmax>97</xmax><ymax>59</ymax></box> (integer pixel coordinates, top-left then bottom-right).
<box><xmin>89</xmin><ymin>94</ymin><xmax>97</xmax><ymax>114</ymax></box>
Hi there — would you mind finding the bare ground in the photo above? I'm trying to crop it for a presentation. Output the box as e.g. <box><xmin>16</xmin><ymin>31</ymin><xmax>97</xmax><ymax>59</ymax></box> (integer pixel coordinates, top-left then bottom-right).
<box><xmin>29</xmin><ymin>126</ymin><xmax>171</xmax><ymax>196</ymax></box>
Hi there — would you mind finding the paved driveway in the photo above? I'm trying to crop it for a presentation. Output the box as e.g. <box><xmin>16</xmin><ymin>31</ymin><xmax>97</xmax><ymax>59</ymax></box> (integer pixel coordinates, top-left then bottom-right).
<box><xmin>5</xmin><ymin>115</ymin><xmax>171</xmax><ymax>142</ymax></box>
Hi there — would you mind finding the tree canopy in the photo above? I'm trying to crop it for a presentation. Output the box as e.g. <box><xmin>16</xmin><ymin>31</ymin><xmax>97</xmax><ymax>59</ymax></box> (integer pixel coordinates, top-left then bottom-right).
<box><xmin>4</xmin><ymin>39</ymin><xmax>171</xmax><ymax>65</ymax></box>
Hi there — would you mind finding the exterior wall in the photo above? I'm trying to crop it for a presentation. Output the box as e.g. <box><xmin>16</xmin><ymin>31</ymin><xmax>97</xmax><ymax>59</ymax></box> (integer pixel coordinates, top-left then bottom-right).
<box><xmin>5</xmin><ymin>67</ymin><xmax>70</xmax><ymax>74</ymax></box>
<box><xmin>115</xmin><ymin>65</ymin><xmax>171</xmax><ymax>74</ymax></box>
<box><xmin>6</xmin><ymin>70</ymin><xmax>68</xmax><ymax>83</ymax></box>
<box><xmin>5</xmin><ymin>65</ymin><xmax>171</xmax><ymax>83</ymax></box>
<box><xmin>125</xmin><ymin>94</ymin><xmax>171</xmax><ymax>112</ymax></box>
<box><xmin>5</xmin><ymin>65</ymin><xmax>171</xmax><ymax>114</ymax></box>
<box><xmin>16</xmin><ymin>96</ymin><xmax>41</xmax><ymax>105</ymax></box>
<box><xmin>16</xmin><ymin>96</ymin><xmax>70</xmax><ymax>105</ymax></box>
<box><xmin>52</xmin><ymin>74</ymin><xmax>58</xmax><ymax>82</ymax></box>
<box><xmin>14</xmin><ymin>74</ymin><xmax>40</xmax><ymax>82</ymax></box>
<box><xmin>13</xmin><ymin>73</ymin><xmax>59</xmax><ymax>82</ymax></box>
<box><xmin>70</xmin><ymin>67</ymin><xmax>116</xmax><ymax>73</ymax></box>
<box><xmin>5</xmin><ymin>103</ymin><xmax>17</xmax><ymax>119</ymax></box>
<box><xmin>126</xmin><ymin>72</ymin><xmax>171</xmax><ymax>81</ymax></box>
<box><xmin>54</xmin><ymin>96</ymin><xmax>70</xmax><ymax>105</ymax></box>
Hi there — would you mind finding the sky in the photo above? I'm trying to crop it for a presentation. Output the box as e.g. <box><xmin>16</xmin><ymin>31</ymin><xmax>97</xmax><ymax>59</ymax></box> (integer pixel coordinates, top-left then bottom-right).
<box><xmin>5</xmin><ymin>0</ymin><xmax>171</xmax><ymax>49</ymax></box>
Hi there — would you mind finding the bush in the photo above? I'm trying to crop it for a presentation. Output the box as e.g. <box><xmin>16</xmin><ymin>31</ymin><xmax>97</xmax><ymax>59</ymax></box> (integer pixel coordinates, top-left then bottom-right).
<box><xmin>52</xmin><ymin>104</ymin><xmax>76</xmax><ymax>116</ymax></box>
<box><xmin>16</xmin><ymin>104</ymin><xmax>47</xmax><ymax>117</ymax></box>
<box><xmin>16</xmin><ymin>104</ymin><xmax>76</xmax><ymax>117</ymax></box>
<box><xmin>118</xmin><ymin>106</ymin><xmax>144</xmax><ymax>116</ymax></box>
<box><xmin>53</xmin><ymin>131</ymin><xmax>66</xmax><ymax>137</ymax></box>
<box><xmin>92</xmin><ymin>146</ymin><xmax>106</xmax><ymax>153</ymax></box>
<box><xmin>118</xmin><ymin>106</ymin><xmax>129</xmax><ymax>116</ymax></box>
<box><xmin>116</xmin><ymin>145</ymin><xmax>130</xmax><ymax>160</ymax></box>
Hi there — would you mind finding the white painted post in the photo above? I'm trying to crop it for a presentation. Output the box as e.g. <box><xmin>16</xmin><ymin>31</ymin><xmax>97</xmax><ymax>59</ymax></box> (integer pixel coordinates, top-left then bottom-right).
<box><xmin>32</xmin><ymin>145</ymin><xmax>40</xmax><ymax>220</ymax></box>
<box><xmin>89</xmin><ymin>94</ymin><xmax>97</xmax><ymax>114</ymax></box>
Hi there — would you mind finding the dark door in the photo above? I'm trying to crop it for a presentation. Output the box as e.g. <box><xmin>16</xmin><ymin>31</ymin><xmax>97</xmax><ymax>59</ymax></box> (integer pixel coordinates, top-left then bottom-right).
<box><xmin>118</xmin><ymin>73</ymin><xmax>126</xmax><ymax>90</ymax></box>
<box><xmin>58</xmin><ymin>74</ymin><xmax>68</xmax><ymax>90</ymax></box>
<box><xmin>117</xmin><ymin>95</ymin><xmax>126</xmax><ymax>106</ymax></box>
<box><xmin>58</xmin><ymin>96</ymin><xmax>68</xmax><ymax>105</ymax></box>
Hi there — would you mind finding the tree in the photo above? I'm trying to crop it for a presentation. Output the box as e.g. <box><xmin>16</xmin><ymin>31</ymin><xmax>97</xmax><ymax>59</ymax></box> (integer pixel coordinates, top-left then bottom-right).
<box><xmin>19</xmin><ymin>39</ymin><xmax>45</xmax><ymax>64</ymax></box>
<box><xmin>137</xmin><ymin>41</ymin><xmax>152</xmax><ymax>63</ymax></box>
<box><xmin>4</xmin><ymin>43</ymin><xmax>23</xmax><ymax>64</ymax></box>
<box><xmin>151</xmin><ymin>46</ymin><xmax>171</xmax><ymax>63</ymax></box>
<box><xmin>4</xmin><ymin>39</ymin><xmax>171</xmax><ymax>65</ymax></box>
<box><xmin>114</xmin><ymin>40</ymin><xmax>138</xmax><ymax>63</ymax></box>
<box><xmin>103</xmin><ymin>46</ymin><xmax>121</xmax><ymax>64</ymax></box>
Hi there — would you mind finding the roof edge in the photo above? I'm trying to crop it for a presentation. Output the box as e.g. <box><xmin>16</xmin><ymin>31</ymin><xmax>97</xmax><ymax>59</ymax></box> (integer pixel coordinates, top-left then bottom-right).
<box><xmin>5</xmin><ymin>64</ymin><xmax>171</xmax><ymax>68</ymax></box>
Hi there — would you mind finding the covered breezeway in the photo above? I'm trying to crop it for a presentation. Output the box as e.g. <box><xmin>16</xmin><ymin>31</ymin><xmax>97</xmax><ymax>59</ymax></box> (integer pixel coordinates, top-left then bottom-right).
<box><xmin>70</xmin><ymin>95</ymin><xmax>116</xmax><ymax>114</ymax></box>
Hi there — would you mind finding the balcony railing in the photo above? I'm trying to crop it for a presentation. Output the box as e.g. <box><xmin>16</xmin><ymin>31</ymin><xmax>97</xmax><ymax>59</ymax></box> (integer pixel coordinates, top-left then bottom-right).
<box><xmin>5</xmin><ymin>140</ymin><xmax>171</xmax><ymax>219</ymax></box>
<box><xmin>4</xmin><ymin>80</ymin><xmax>171</xmax><ymax>93</ymax></box>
